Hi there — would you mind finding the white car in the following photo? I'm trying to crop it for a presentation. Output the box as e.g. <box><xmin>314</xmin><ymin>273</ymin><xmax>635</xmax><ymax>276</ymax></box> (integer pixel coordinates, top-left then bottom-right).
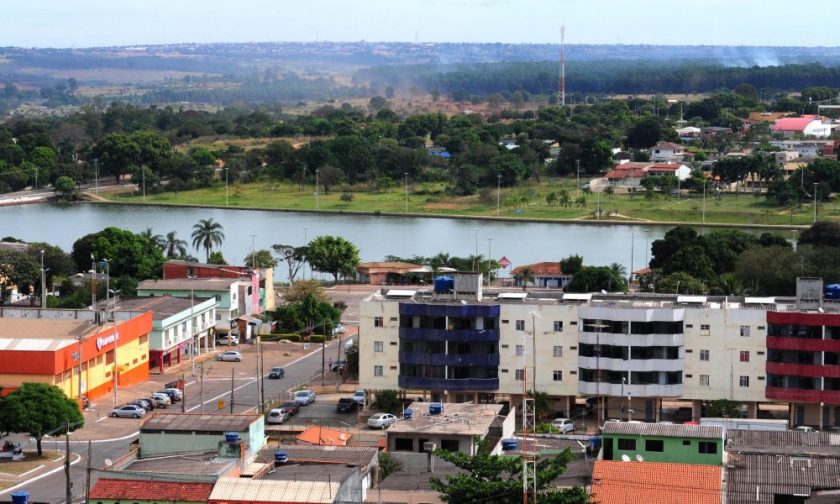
<box><xmin>111</xmin><ymin>404</ymin><xmax>146</xmax><ymax>418</ymax></box>
<box><xmin>216</xmin><ymin>351</ymin><xmax>242</xmax><ymax>362</ymax></box>
<box><xmin>217</xmin><ymin>335</ymin><xmax>239</xmax><ymax>346</ymax></box>
<box><xmin>367</xmin><ymin>413</ymin><xmax>397</xmax><ymax>429</ymax></box>
<box><xmin>351</xmin><ymin>389</ymin><xmax>366</xmax><ymax>405</ymax></box>
<box><xmin>151</xmin><ymin>393</ymin><xmax>172</xmax><ymax>406</ymax></box>
<box><xmin>267</xmin><ymin>408</ymin><xmax>290</xmax><ymax>424</ymax></box>
<box><xmin>552</xmin><ymin>418</ymin><xmax>575</xmax><ymax>433</ymax></box>
<box><xmin>795</xmin><ymin>425</ymin><xmax>817</xmax><ymax>433</ymax></box>
<box><xmin>294</xmin><ymin>389</ymin><xmax>316</xmax><ymax>406</ymax></box>
<box><xmin>333</xmin><ymin>324</ymin><xmax>346</xmax><ymax>335</ymax></box>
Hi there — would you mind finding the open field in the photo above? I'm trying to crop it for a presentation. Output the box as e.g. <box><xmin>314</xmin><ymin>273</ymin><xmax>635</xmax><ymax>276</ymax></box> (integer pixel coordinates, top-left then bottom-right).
<box><xmin>104</xmin><ymin>178</ymin><xmax>840</xmax><ymax>228</ymax></box>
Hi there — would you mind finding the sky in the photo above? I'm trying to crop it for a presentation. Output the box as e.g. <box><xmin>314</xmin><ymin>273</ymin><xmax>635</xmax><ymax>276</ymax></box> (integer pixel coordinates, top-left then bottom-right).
<box><xmin>0</xmin><ymin>0</ymin><xmax>832</xmax><ymax>48</ymax></box>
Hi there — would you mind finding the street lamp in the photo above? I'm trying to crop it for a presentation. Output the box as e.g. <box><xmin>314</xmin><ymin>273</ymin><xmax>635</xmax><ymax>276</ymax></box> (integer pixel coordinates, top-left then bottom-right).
<box><xmin>187</xmin><ymin>275</ymin><xmax>197</xmax><ymax>377</ymax></box>
<box><xmin>404</xmin><ymin>172</ymin><xmax>408</xmax><ymax>214</ymax></box>
<box><xmin>315</xmin><ymin>169</ymin><xmax>320</xmax><ymax>210</ymax></box>
<box><xmin>496</xmin><ymin>174</ymin><xmax>501</xmax><ymax>216</ymax></box>
<box><xmin>486</xmin><ymin>238</ymin><xmax>492</xmax><ymax>287</ymax></box>
<box><xmin>813</xmin><ymin>182</ymin><xmax>819</xmax><ymax>224</ymax></box>
<box><xmin>225</xmin><ymin>167</ymin><xmax>229</xmax><ymax>207</ymax></box>
<box><xmin>40</xmin><ymin>249</ymin><xmax>48</xmax><ymax>309</ymax></box>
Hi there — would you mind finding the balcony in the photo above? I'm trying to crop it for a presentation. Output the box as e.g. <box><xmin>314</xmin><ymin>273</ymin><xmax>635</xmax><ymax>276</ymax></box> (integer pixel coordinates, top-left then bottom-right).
<box><xmin>398</xmin><ymin>375</ymin><xmax>500</xmax><ymax>391</ymax></box>
<box><xmin>577</xmin><ymin>381</ymin><xmax>683</xmax><ymax>398</ymax></box>
<box><xmin>578</xmin><ymin>356</ymin><xmax>684</xmax><ymax>373</ymax></box>
<box><xmin>766</xmin><ymin>362</ymin><xmax>840</xmax><ymax>379</ymax></box>
<box><xmin>399</xmin><ymin>327</ymin><xmax>499</xmax><ymax>343</ymax></box>
<box><xmin>578</xmin><ymin>332</ymin><xmax>684</xmax><ymax>347</ymax></box>
<box><xmin>766</xmin><ymin>336</ymin><xmax>840</xmax><ymax>353</ymax></box>
<box><xmin>766</xmin><ymin>386</ymin><xmax>840</xmax><ymax>404</ymax></box>
<box><xmin>399</xmin><ymin>303</ymin><xmax>500</xmax><ymax>318</ymax></box>
<box><xmin>399</xmin><ymin>352</ymin><xmax>500</xmax><ymax>366</ymax></box>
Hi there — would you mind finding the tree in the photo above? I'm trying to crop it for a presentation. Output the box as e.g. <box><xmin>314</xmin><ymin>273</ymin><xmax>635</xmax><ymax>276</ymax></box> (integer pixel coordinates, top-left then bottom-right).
<box><xmin>377</xmin><ymin>452</ymin><xmax>403</xmax><ymax>481</ymax></box>
<box><xmin>191</xmin><ymin>218</ymin><xmax>225</xmax><ymax>262</ymax></box>
<box><xmin>162</xmin><ymin>231</ymin><xmax>188</xmax><ymax>259</ymax></box>
<box><xmin>306</xmin><ymin>235</ymin><xmax>360</xmax><ymax>284</ymax></box>
<box><xmin>280</xmin><ymin>279</ymin><xmax>330</xmax><ymax>304</ymax></box>
<box><xmin>0</xmin><ymin>383</ymin><xmax>84</xmax><ymax>456</ymax></box>
<box><xmin>344</xmin><ymin>342</ymin><xmax>359</xmax><ymax>378</ymax></box>
<box><xmin>655</xmin><ymin>272</ymin><xmax>706</xmax><ymax>294</ymax></box>
<box><xmin>430</xmin><ymin>438</ymin><xmax>587</xmax><ymax>504</ymax></box>
<box><xmin>71</xmin><ymin>227</ymin><xmax>165</xmax><ymax>281</ymax></box>
<box><xmin>317</xmin><ymin>164</ymin><xmax>344</xmax><ymax>195</ymax></box>
<box><xmin>565</xmin><ymin>266</ymin><xmax>628</xmax><ymax>293</ymax></box>
<box><xmin>272</xmin><ymin>292</ymin><xmax>340</xmax><ymax>334</ymax></box>
<box><xmin>734</xmin><ymin>246</ymin><xmax>799</xmax><ymax>296</ymax></box>
<box><xmin>208</xmin><ymin>251</ymin><xmax>227</xmax><ymax>265</ymax></box>
<box><xmin>704</xmin><ymin>398</ymin><xmax>743</xmax><ymax>418</ymax></box>
<box><xmin>54</xmin><ymin>176</ymin><xmax>75</xmax><ymax>201</ymax></box>
<box><xmin>560</xmin><ymin>255</ymin><xmax>583</xmax><ymax>275</ymax></box>
<box><xmin>139</xmin><ymin>228</ymin><xmax>165</xmax><ymax>252</ymax></box>
<box><xmin>627</xmin><ymin>117</ymin><xmax>666</xmax><ymax>149</ymax></box>
<box><xmin>515</xmin><ymin>266</ymin><xmax>535</xmax><ymax>291</ymax></box>
<box><xmin>244</xmin><ymin>249</ymin><xmax>278</xmax><ymax>269</ymax></box>
<box><xmin>799</xmin><ymin>221</ymin><xmax>840</xmax><ymax>248</ymax></box>
<box><xmin>92</xmin><ymin>132</ymin><xmax>140</xmax><ymax>182</ymax></box>
<box><xmin>603</xmin><ymin>185</ymin><xmax>614</xmax><ymax>202</ymax></box>
<box><xmin>0</xmin><ymin>249</ymin><xmax>39</xmax><ymax>304</ymax></box>
<box><xmin>372</xmin><ymin>390</ymin><xmax>402</xmax><ymax>415</ymax></box>
<box><xmin>272</xmin><ymin>244</ymin><xmax>308</xmax><ymax>283</ymax></box>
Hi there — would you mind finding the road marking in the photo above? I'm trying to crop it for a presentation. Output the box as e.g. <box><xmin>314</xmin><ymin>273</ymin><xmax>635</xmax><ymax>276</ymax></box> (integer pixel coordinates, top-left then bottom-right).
<box><xmin>95</xmin><ymin>416</ymin><xmax>108</xmax><ymax>423</ymax></box>
<box><xmin>17</xmin><ymin>464</ymin><xmax>45</xmax><ymax>478</ymax></box>
<box><xmin>0</xmin><ymin>453</ymin><xmax>80</xmax><ymax>496</ymax></box>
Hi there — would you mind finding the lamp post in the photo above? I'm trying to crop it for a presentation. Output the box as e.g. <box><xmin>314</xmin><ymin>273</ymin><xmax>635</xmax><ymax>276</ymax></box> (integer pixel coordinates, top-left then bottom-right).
<box><xmin>813</xmin><ymin>182</ymin><xmax>819</xmax><ymax>224</ymax></box>
<box><xmin>487</xmin><ymin>238</ymin><xmax>493</xmax><ymax>287</ymax></box>
<box><xmin>93</xmin><ymin>159</ymin><xmax>99</xmax><ymax>196</ymax></box>
<box><xmin>225</xmin><ymin>168</ymin><xmax>229</xmax><ymax>207</ymax></box>
<box><xmin>315</xmin><ymin>169</ymin><xmax>320</xmax><ymax>210</ymax></box>
<box><xmin>188</xmin><ymin>275</ymin><xmax>197</xmax><ymax>377</ymax></box>
<box><xmin>404</xmin><ymin>172</ymin><xmax>408</xmax><ymax>214</ymax></box>
<box><xmin>496</xmin><ymin>174</ymin><xmax>501</xmax><ymax>216</ymax></box>
<box><xmin>303</xmin><ymin>227</ymin><xmax>308</xmax><ymax>281</ymax></box>
<box><xmin>473</xmin><ymin>228</ymin><xmax>478</xmax><ymax>272</ymax></box>
<box><xmin>40</xmin><ymin>249</ymin><xmax>47</xmax><ymax>309</ymax></box>
<box><xmin>702</xmin><ymin>180</ymin><xmax>706</xmax><ymax>226</ymax></box>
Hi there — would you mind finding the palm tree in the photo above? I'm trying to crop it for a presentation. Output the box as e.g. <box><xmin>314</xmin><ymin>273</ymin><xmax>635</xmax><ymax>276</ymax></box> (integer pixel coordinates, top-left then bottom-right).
<box><xmin>163</xmin><ymin>231</ymin><xmax>188</xmax><ymax>259</ymax></box>
<box><xmin>545</xmin><ymin>191</ymin><xmax>558</xmax><ymax>207</ymax></box>
<box><xmin>516</xmin><ymin>266</ymin><xmax>535</xmax><ymax>291</ymax></box>
<box><xmin>558</xmin><ymin>189</ymin><xmax>571</xmax><ymax>208</ymax></box>
<box><xmin>140</xmin><ymin>228</ymin><xmax>165</xmax><ymax>251</ymax></box>
<box><xmin>191</xmin><ymin>218</ymin><xmax>225</xmax><ymax>262</ymax></box>
<box><xmin>574</xmin><ymin>195</ymin><xmax>587</xmax><ymax>208</ymax></box>
<box><xmin>604</xmin><ymin>185</ymin><xmax>615</xmax><ymax>202</ymax></box>
<box><xmin>610</xmin><ymin>262</ymin><xmax>627</xmax><ymax>279</ymax></box>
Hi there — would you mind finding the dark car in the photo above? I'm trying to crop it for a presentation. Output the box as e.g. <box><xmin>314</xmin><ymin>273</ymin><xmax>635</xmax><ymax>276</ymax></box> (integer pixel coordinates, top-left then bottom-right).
<box><xmin>268</xmin><ymin>367</ymin><xmax>285</xmax><ymax>379</ymax></box>
<box><xmin>330</xmin><ymin>359</ymin><xmax>347</xmax><ymax>372</ymax></box>
<box><xmin>280</xmin><ymin>401</ymin><xmax>300</xmax><ymax>417</ymax></box>
<box><xmin>132</xmin><ymin>399</ymin><xmax>154</xmax><ymax>411</ymax></box>
<box><xmin>336</xmin><ymin>397</ymin><xmax>358</xmax><ymax>413</ymax></box>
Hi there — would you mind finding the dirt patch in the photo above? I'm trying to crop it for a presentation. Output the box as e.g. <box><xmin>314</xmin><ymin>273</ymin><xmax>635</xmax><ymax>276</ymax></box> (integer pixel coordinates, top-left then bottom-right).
<box><xmin>424</xmin><ymin>202</ymin><xmax>465</xmax><ymax>210</ymax></box>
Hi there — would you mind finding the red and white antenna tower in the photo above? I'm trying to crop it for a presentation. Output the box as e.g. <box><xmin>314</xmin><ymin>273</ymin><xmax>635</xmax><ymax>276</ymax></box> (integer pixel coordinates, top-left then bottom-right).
<box><xmin>521</xmin><ymin>313</ymin><xmax>540</xmax><ymax>503</ymax></box>
<box><xmin>559</xmin><ymin>25</ymin><xmax>566</xmax><ymax>108</ymax></box>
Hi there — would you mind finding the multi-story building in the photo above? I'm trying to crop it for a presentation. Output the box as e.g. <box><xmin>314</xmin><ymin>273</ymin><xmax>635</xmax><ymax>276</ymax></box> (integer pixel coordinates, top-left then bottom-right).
<box><xmin>359</xmin><ymin>276</ymin><xmax>839</xmax><ymax>426</ymax></box>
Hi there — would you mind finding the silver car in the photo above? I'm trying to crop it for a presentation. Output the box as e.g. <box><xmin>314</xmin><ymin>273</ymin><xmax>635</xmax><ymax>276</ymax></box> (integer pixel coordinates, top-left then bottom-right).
<box><xmin>216</xmin><ymin>351</ymin><xmax>242</xmax><ymax>362</ymax></box>
<box><xmin>294</xmin><ymin>389</ymin><xmax>316</xmax><ymax>405</ymax></box>
<box><xmin>267</xmin><ymin>408</ymin><xmax>290</xmax><ymax>424</ymax></box>
<box><xmin>111</xmin><ymin>404</ymin><xmax>146</xmax><ymax>418</ymax></box>
<box><xmin>367</xmin><ymin>413</ymin><xmax>397</xmax><ymax>429</ymax></box>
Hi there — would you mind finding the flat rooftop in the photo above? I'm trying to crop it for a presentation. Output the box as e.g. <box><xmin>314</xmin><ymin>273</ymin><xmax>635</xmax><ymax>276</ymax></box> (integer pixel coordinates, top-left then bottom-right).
<box><xmin>121</xmin><ymin>451</ymin><xmax>236</xmax><ymax>477</ymax></box>
<box><xmin>602</xmin><ymin>422</ymin><xmax>723</xmax><ymax>439</ymax></box>
<box><xmin>141</xmin><ymin>413</ymin><xmax>261</xmax><ymax>433</ymax></box>
<box><xmin>256</xmin><ymin>445</ymin><xmax>377</xmax><ymax>467</ymax></box>
<box><xmin>0</xmin><ymin>318</ymin><xmax>98</xmax><ymax>351</ymax></box>
<box><xmin>115</xmin><ymin>295</ymin><xmax>214</xmax><ymax>320</ymax></box>
<box><xmin>209</xmin><ymin>477</ymin><xmax>338</xmax><ymax>504</ymax></box>
<box><xmin>138</xmin><ymin>277</ymin><xmax>246</xmax><ymax>292</ymax></box>
<box><xmin>388</xmin><ymin>402</ymin><xmax>504</xmax><ymax>437</ymax></box>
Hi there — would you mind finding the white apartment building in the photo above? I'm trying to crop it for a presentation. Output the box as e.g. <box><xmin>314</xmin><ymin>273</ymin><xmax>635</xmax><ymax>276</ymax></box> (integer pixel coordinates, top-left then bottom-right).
<box><xmin>359</xmin><ymin>284</ymin><xmax>789</xmax><ymax>423</ymax></box>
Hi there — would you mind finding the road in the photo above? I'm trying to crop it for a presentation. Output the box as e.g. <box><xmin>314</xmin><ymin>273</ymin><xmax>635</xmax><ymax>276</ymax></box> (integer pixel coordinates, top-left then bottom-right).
<box><xmin>2</xmin><ymin>333</ymin><xmax>352</xmax><ymax>503</ymax></box>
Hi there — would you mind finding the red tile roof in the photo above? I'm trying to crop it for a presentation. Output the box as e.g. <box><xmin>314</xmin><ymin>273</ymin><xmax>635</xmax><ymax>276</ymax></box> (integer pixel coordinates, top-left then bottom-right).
<box><xmin>653</xmin><ymin>141</ymin><xmax>684</xmax><ymax>151</ymax></box>
<box><xmin>772</xmin><ymin>115</ymin><xmax>822</xmax><ymax>132</ymax></box>
<box><xmin>297</xmin><ymin>425</ymin><xmax>352</xmax><ymax>446</ymax></box>
<box><xmin>510</xmin><ymin>262</ymin><xmax>565</xmax><ymax>276</ymax></box>
<box><xmin>90</xmin><ymin>478</ymin><xmax>214</xmax><ymax>502</ymax></box>
<box><xmin>648</xmin><ymin>162</ymin><xmax>682</xmax><ymax>173</ymax></box>
<box><xmin>591</xmin><ymin>460</ymin><xmax>721</xmax><ymax>504</ymax></box>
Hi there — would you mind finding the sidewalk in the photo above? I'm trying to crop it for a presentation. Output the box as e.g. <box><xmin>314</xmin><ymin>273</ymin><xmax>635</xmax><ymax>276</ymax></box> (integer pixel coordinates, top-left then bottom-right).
<box><xmin>0</xmin><ymin>449</ymin><xmax>74</xmax><ymax>494</ymax></box>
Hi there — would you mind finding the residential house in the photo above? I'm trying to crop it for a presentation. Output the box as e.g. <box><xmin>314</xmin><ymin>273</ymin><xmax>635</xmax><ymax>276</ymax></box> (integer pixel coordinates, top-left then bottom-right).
<box><xmin>591</xmin><ymin>460</ymin><xmax>722</xmax><ymax>504</ymax></box>
<box><xmin>677</xmin><ymin>126</ymin><xmax>701</xmax><ymax>140</ymax></box>
<box><xmin>163</xmin><ymin>260</ymin><xmax>275</xmax><ymax>313</ymax></box>
<box><xmin>600</xmin><ymin>423</ymin><xmax>724</xmax><ymax>465</ymax></box>
<box><xmin>139</xmin><ymin>413</ymin><xmax>266</xmax><ymax>458</ymax></box>
<box><xmin>647</xmin><ymin>162</ymin><xmax>691</xmax><ymax>181</ymax></box>
<box><xmin>113</xmin><ymin>295</ymin><xmax>217</xmax><ymax>372</ymax></box>
<box><xmin>356</xmin><ymin>262</ymin><xmax>432</xmax><ymax>285</ymax></box>
<box><xmin>209</xmin><ymin>478</ymin><xmax>342</xmax><ymax>504</ymax></box>
<box><xmin>770</xmin><ymin>139</ymin><xmax>831</xmax><ymax>159</ymax></box>
<box><xmin>605</xmin><ymin>162</ymin><xmax>649</xmax><ymax>188</ymax></box>
<box><xmin>89</xmin><ymin>479</ymin><xmax>215</xmax><ymax>504</ymax></box>
<box><xmin>772</xmin><ymin>115</ymin><xmax>832</xmax><ymax>138</ymax></box>
<box><xmin>511</xmin><ymin>262</ymin><xmax>572</xmax><ymax>289</ymax></box>
<box><xmin>650</xmin><ymin>141</ymin><xmax>686</xmax><ymax>161</ymax></box>
<box><xmin>700</xmin><ymin>126</ymin><xmax>732</xmax><ymax>140</ymax></box>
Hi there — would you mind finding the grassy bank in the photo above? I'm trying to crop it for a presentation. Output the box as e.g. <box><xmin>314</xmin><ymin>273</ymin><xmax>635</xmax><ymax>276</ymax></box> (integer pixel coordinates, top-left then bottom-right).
<box><xmin>104</xmin><ymin>179</ymin><xmax>840</xmax><ymax>227</ymax></box>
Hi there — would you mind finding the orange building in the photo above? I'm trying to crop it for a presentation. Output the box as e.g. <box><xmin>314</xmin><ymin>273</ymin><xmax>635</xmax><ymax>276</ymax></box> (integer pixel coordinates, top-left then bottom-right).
<box><xmin>0</xmin><ymin>313</ymin><xmax>153</xmax><ymax>402</ymax></box>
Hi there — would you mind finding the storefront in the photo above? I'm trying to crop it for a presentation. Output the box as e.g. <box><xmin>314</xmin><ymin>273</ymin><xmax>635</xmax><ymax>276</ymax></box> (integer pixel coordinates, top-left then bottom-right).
<box><xmin>0</xmin><ymin>312</ymin><xmax>153</xmax><ymax>403</ymax></box>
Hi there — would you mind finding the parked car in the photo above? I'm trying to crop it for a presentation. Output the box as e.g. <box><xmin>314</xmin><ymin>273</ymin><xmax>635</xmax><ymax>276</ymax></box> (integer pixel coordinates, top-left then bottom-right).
<box><xmin>367</xmin><ymin>413</ymin><xmax>397</xmax><ymax>429</ymax></box>
<box><xmin>217</xmin><ymin>335</ymin><xmax>239</xmax><ymax>346</ymax></box>
<box><xmin>294</xmin><ymin>389</ymin><xmax>316</xmax><ymax>406</ymax></box>
<box><xmin>336</xmin><ymin>397</ymin><xmax>358</xmax><ymax>413</ymax></box>
<box><xmin>795</xmin><ymin>426</ymin><xmax>818</xmax><ymax>433</ymax></box>
<box><xmin>131</xmin><ymin>399</ymin><xmax>154</xmax><ymax>411</ymax></box>
<box><xmin>351</xmin><ymin>389</ymin><xmax>366</xmax><ymax>405</ymax></box>
<box><xmin>330</xmin><ymin>359</ymin><xmax>346</xmax><ymax>372</ymax></box>
<box><xmin>150</xmin><ymin>393</ymin><xmax>171</xmax><ymax>407</ymax></box>
<box><xmin>111</xmin><ymin>404</ymin><xmax>146</xmax><ymax>418</ymax></box>
<box><xmin>551</xmin><ymin>418</ymin><xmax>575</xmax><ymax>433</ymax></box>
<box><xmin>158</xmin><ymin>388</ymin><xmax>183</xmax><ymax>402</ymax></box>
<box><xmin>280</xmin><ymin>401</ymin><xmax>300</xmax><ymax>416</ymax></box>
<box><xmin>268</xmin><ymin>367</ymin><xmax>285</xmax><ymax>379</ymax></box>
<box><xmin>333</xmin><ymin>323</ymin><xmax>346</xmax><ymax>335</ymax></box>
<box><xmin>216</xmin><ymin>351</ymin><xmax>242</xmax><ymax>362</ymax></box>
<box><xmin>267</xmin><ymin>408</ymin><xmax>290</xmax><ymax>424</ymax></box>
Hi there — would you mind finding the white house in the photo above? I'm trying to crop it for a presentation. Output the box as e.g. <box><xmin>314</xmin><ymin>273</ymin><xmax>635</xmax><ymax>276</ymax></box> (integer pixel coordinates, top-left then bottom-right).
<box><xmin>647</xmin><ymin>162</ymin><xmax>691</xmax><ymax>181</ymax></box>
<box><xmin>650</xmin><ymin>141</ymin><xmax>685</xmax><ymax>161</ymax></box>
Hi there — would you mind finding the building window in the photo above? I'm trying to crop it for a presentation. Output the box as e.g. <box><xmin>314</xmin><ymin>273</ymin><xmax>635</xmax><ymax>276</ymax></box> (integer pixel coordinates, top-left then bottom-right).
<box><xmin>740</xmin><ymin>326</ymin><xmax>750</xmax><ymax>337</ymax></box>
<box><xmin>374</xmin><ymin>341</ymin><xmax>383</xmax><ymax>352</ymax></box>
<box><xmin>682</xmin><ymin>440</ymin><xmax>691</xmax><ymax>446</ymax></box>
<box><xmin>700</xmin><ymin>324</ymin><xmax>710</xmax><ymax>335</ymax></box>
<box><xmin>699</xmin><ymin>375</ymin><xmax>710</xmax><ymax>386</ymax></box>
<box><xmin>553</xmin><ymin>370</ymin><xmax>562</xmax><ymax>382</ymax></box>
<box><xmin>374</xmin><ymin>317</ymin><xmax>384</xmax><ymax>327</ymax></box>
<box><xmin>515</xmin><ymin>345</ymin><xmax>524</xmax><ymax>356</ymax></box>
<box><xmin>739</xmin><ymin>376</ymin><xmax>749</xmax><ymax>387</ymax></box>
<box><xmin>553</xmin><ymin>346</ymin><xmax>563</xmax><ymax>357</ymax></box>
<box><xmin>553</xmin><ymin>321</ymin><xmax>563</xmax><ymax>332</ymax></box>
<box><xmin>700</xmin><ymin>350</ymin><xmax>709</xmax><ymax>361</ymax></box>
<box><xmin>374</xmin><ymin>365</ymin><xmax>384</xmax><ymax>377</ymax></box>
<box><xmin>515</xmin><ymin>320</ymin><xmax>525</xmax><ymax>331</ymax></box>
<box><xmin>699</xmin><ymin>442</ymin><xmax>717</xmax><ymax>454</ymax></box>
<box><xmin>515</xmin><ymin>369</ymin><xmax>525</xmax><ymax>381</ymax></box>
<box><xmin>215</xmin><ymin>295</ymin><xmax>222</xmax><ymax>301</ymax></box>
<box><xmin>617</xmin><ymin>439</ymin><xmax>636</xmax><ymax>450</ymax></box>
<box><xmin>139</xmin><ymin>334</ymin><xmax>148</xmax><ymax>345</ymax></box>
<box><xmin>216</xmin><ymin>313</ymin><xmax>221</xmax><ymax>321</ymax></box>
<box><xmin>105</xmin><ymin>350</ymin><xmax>114</xmax><ymax>365</ymax></box>
<box><xmin>645</xmin><ymin>440</ymin><xmax>664</xmax><ymax>452</ymax></box>
<box><xmin>740</xmin><ymin>351</ymin><xmax>750</xmax><ymax>362</ymax></box>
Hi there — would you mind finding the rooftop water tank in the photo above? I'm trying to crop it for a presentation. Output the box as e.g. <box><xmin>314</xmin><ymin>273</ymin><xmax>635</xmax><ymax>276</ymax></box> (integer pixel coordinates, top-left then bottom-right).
<box><xmin>826</xmin><ymin>284</ymin><xmax>840</xmax><ymax>300</ymax></box>
<box><xmin>501</xmin><ymin>439</ymin><xmax>518</xmax><ymax>451</ymax></box>
<box><xmin>434</xmin><ymin>276</ymin><xmax>454</xmax><ymax>293</ymax></box>
<box><xmin>274</xmin><ymin>451</ymin><xmax>288</xmax><ymax>464</ymax></box>
<box><xmin>11</xmin><ymin>492</ymin><xmax>29</xmax><ymax>504</ymax></box>
<box><xmin>224</xmin><ymin>432</ymin><xmax>240</xmax><ymax>443</ymax></box>
<box><xmin>403</xmin><ymin>408</ymin><xmax>414</xmax><ymax>419</ymax></box>
<box><xmin>429</xmin><ymin>403</ymin><xmax>444</xmax><ymax>415</ymax></box>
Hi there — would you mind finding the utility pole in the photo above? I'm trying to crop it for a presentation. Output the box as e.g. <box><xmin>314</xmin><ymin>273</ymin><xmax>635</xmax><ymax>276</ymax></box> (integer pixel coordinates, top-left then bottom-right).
<box><xmin>496</xmin><ymin>174</ymin><xmax>501</xmax><ymax>216</ymax></box>
<box><xmin>85</xmin><ymin>441</ymin><xmax>92</xmax><ymax>504</ymax></box>
<box><xmin>259</xmin><ymin>339</ymin><xmax>265</xmax><ymax>412</ymax></box>
<box><xmin>94</xmin><ymin>159</ymin><xmax>99</xmax><ymax>196</ymax></box>
<box><xmin>181</xmin><ymin>372</ymin><xmax>186</xmax><ymax>413</ymax></box>
<box><xmin>315</xmin><ymin>169</ymin><xmax>320</xmax><ymax>210</ymax></box>
<box><xmin>256</xmin><ymin>333</ymin><xmax>262</xmax><ymax>412</ymax></box>
<box><xmin>230</xmin><ymin>368</ymin><xmax>235</xmax><ymax>413</ymax></box>
<box><xmin>576</xmin><ymin>159</ymin><xmax>580</xmax><ymax>189</ymax></box>
<box><xmin>225</xmin><ymin>168</ymin><xmax>229</xmax><ymax>207</ymax></box>
<box><xmin>200</xmin><ymin>360</ymin><xmax>205</xmax><ymax>413</ymax></box>
<box><xmin>40</xmin><ymin>249</ymin><xmax>47</xmax><ymax>309</ymax></box>
<box><xmin>486</xmin><ymin>238</ymin><xmax>493</xmax><ymax>287</ymax></box>
<box><xmin>65</xmin><ymin>420</ymin><xmax>72</xmax><ymax>504</ymax></box>
<box><xmin>321</xmin><ymin>319</ymin><xmax>326</xmax><ymax>386</ymax></box>
<box><xmin>813</xmin><ymin>182</ymin><xmax>819</xmax><ymax>224</ymax></box>
<box><xmin>336</xmin><ymin>329</ymin><xmax>342</xmax><ymax>391</ymax></box>
<box><xmin>404</xmin><ymin>172</ymin><xmax>409</xmax><ymax>213</ymax></box>
<box><xmin>142</xmin><ymin>166</ymin><xmax>146</xmax><ymax>202</ymax></box>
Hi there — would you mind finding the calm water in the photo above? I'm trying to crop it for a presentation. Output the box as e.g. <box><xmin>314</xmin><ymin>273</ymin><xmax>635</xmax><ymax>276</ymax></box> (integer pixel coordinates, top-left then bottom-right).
<box><xmin>0</xmin><ymin>203</ymin><xmax>668</xmax><ymax>281</ymax></box>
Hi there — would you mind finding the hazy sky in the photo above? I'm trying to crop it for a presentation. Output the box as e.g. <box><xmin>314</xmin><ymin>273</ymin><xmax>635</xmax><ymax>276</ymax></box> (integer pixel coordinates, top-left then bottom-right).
<box><xmin>1</xmin><ymin>0</ymin><xmax>830</xmax><ymax>48</ymax></box>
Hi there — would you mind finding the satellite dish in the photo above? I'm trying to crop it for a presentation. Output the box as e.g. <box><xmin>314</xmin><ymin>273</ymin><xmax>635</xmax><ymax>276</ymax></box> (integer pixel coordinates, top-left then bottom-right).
<box><xmin>621</xmin><ymin>454</ymin><xmax>631</xmax><ymax>462</ymax></box>
<box><xmin>104</xmin><ymin>459</ymin><xmax>113</xmax><ymax>467</ymax></box>
<box><xmin>635</xmin><ymin>454</ymin><xmax>644</xmax><ymax>462</ymax></box>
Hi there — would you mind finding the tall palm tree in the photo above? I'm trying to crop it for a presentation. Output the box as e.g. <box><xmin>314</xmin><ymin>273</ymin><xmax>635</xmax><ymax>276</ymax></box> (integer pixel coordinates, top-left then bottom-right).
<box><xmin>516</xmin><ymin>266</ymin><xmax>535</xmax><ymax>291</ymax></box>
<box><xmin>139</xmin><ymin>227</ymin><xmax>165</xmax><ymax>251</ymax></box>
<box><xmin>191</xmin><ymin>218</ymin><xmax>225</xmax><ymax>262</ymax></box>
<box><xmin>163</xmin><ymin>231</ymin><xmax>188</xmax><ymax>259</ymax></box>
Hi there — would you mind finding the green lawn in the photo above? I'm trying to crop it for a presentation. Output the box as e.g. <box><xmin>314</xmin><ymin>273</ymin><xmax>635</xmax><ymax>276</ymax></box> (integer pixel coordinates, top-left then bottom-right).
<box><xmin>0</xmin><ymin>450</ymin><xmax>62</xmax><ymax>476</ymax></box>
<box><xmin>103</xmin><ymin>180</ymin><xmax>840</xmax><ymax>228</ymax></box>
